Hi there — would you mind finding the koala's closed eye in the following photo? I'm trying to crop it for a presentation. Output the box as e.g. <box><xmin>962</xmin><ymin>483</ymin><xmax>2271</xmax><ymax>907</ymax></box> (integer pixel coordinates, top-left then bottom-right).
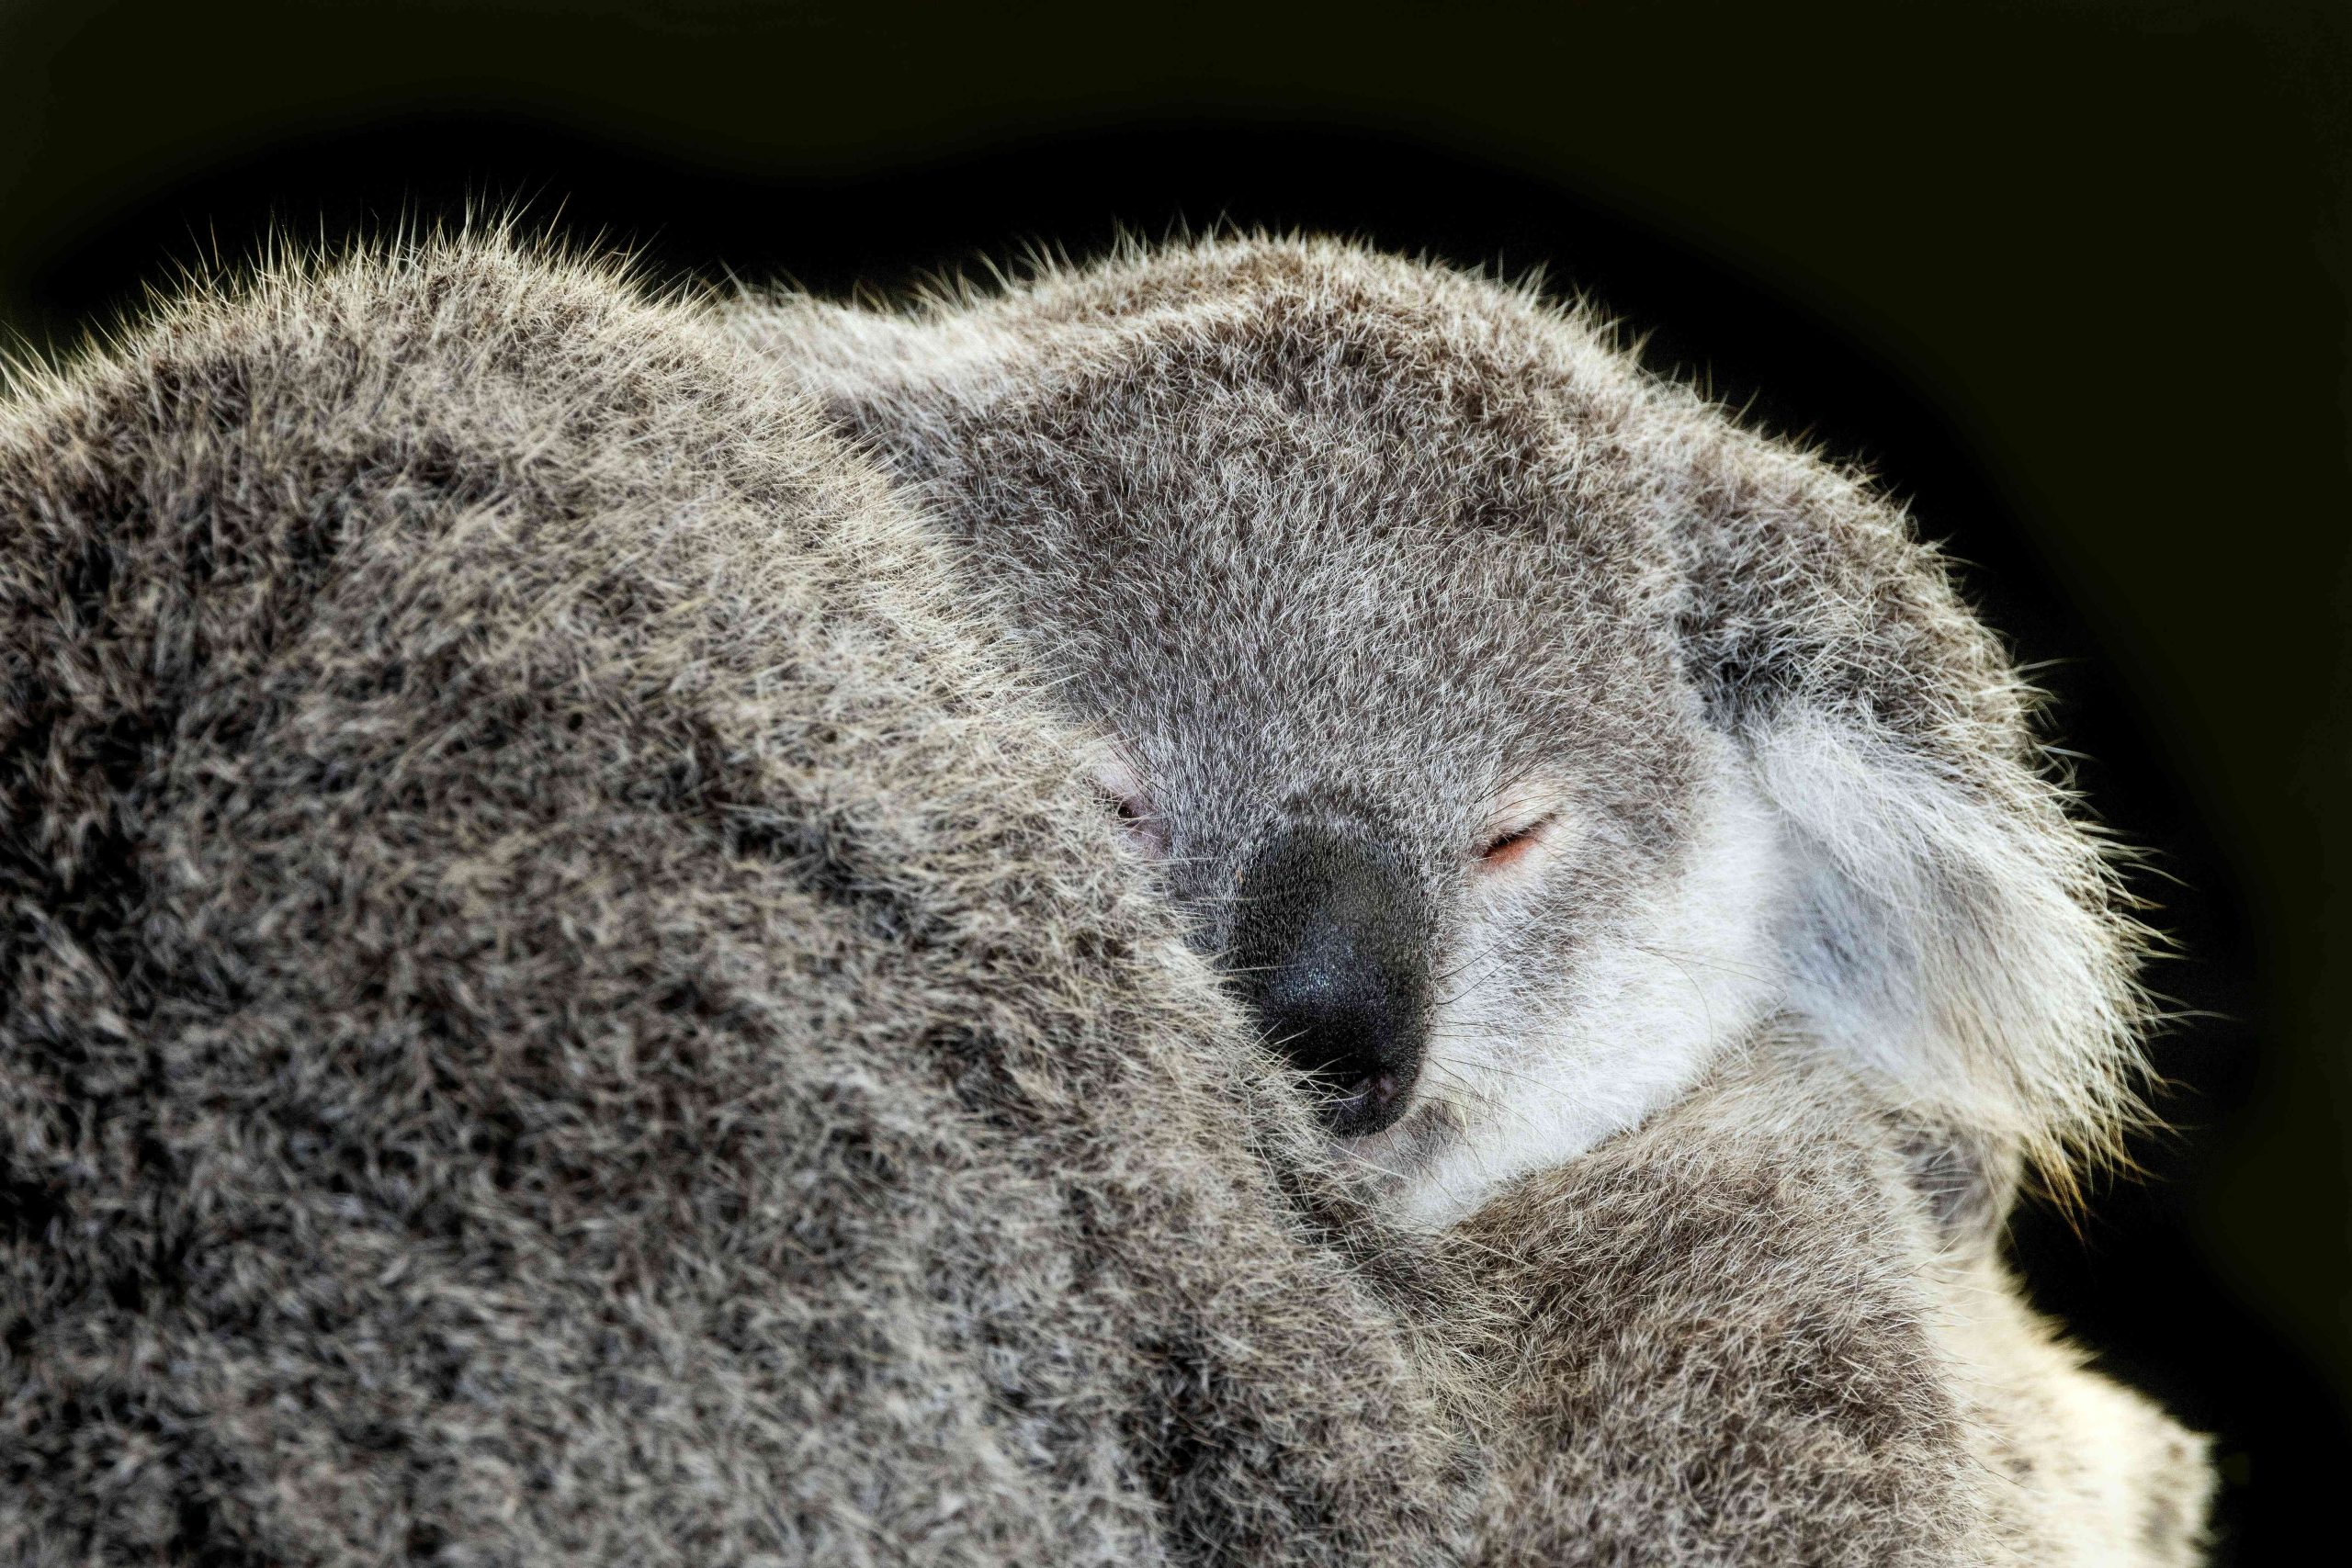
<box><xmin>1471</xmin><ymin>789</ymin><xmax>1565</xmax><ymax>874</ymax></box>
<box><xmin>1475</xmin><ymin>815</ymin><xmax>1551</xmax><ymax>867</ymax></box>
<box><xmin>1087</xmin><ymin>752</ymin><xmax>1165</xmax><ymax>857</ymax></box>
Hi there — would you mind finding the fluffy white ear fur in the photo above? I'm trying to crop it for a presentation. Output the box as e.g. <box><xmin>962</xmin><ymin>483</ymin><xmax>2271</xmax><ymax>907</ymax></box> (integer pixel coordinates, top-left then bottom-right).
<box><xmin>1748</xmin><ymin>705</ymin><xmax>2146</xmax><ymax>1190</ymax></box>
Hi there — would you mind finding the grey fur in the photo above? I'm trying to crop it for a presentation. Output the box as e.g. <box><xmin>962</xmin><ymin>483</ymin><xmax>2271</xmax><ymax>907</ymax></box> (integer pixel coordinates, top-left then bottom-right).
<box><xmin>1459</xmin><ymin>1039</ymin><xmax>2214</xmax><ymax>1566</ymax></box>
<box><xmin>1</xmin><ymin>235</ymin><xmax>2210</xmax><ymax>1564</ymax></box>
<box><xmin>0</xmin><ymin>239</ymin><xmax>1477</xmax><ymax>1564</ymax></box>
<box><xmin>736</xmin><ymin>236</ymin><xmax>2149</xmax><ymax>1224</ymax></box>
<box><xmin>729</xmin><ymin>233</ymin><xmax>2211</xmax><ymax>1559</ymax></box>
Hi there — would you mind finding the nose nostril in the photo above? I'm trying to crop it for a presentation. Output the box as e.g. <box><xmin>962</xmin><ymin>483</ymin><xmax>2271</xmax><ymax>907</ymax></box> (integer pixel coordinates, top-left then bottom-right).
<box><xmin>1263</xmin><ymin>999</ymin><xmax>1422</xmax><ymax>1138</ymax></box>
<box><xmin>1310</xmin><ymin>1065</ymin><xmax>1404</xmax><ymax>1121</ymax></box>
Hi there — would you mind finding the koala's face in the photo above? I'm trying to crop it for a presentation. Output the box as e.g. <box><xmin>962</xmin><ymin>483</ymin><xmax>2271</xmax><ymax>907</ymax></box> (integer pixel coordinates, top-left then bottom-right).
<box><xmin>932</xmin><ymin>313</ymin><xmax>1787</xmax><ymax>1224</ymax></box>
<box><xmin>764</xmin><ymin>238</ymin><xmax>2135</xmax><ymax>1227</ymax></box>
<box><xmin>1077</xmin><ymin>531</ymin><xmax>1779</xmax><ymax>1226</ymax></box>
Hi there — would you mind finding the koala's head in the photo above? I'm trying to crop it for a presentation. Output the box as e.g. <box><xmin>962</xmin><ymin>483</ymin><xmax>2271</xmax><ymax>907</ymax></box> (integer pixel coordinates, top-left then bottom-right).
<box><xmin>741</xmin><ymin>237</ymin><xmax>2147</xmax><ymax>1224</ymax></box>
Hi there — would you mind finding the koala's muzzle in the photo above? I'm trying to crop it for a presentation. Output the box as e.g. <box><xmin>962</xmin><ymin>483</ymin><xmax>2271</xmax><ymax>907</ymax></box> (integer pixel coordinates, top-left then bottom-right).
<box><xmin>1229</xmin><ymin>825</ymin><xmax>1430</xmax><ymax>1138</ymax></box>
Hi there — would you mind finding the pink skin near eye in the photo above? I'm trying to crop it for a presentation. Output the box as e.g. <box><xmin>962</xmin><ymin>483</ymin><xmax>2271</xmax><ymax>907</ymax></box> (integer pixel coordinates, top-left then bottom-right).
<box><xmin>1473</xmin><ymin>790</ymin><xmax>1561</xmax><ymax>873</ymax></box>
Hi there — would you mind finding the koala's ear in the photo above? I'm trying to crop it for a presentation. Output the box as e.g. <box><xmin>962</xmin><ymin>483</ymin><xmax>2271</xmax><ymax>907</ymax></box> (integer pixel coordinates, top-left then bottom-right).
<box><xmin>1672</xmin><ymin>434</ymin><xmax>2149</xmax><ymax>1195</ymax></box>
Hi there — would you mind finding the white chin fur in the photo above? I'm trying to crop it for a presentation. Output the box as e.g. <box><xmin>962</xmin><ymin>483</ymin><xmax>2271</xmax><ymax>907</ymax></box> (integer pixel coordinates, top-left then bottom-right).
<box><xmin>1375</xmin><ymin>760</ymin><xmax>1786</xmax><ymax>1228</ymax></box>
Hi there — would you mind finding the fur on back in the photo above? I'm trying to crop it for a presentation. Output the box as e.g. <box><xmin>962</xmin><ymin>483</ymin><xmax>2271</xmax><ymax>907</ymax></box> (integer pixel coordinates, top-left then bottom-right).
<box><xmin>0</xmin><ymin>235</ymin><xmax>2209</xmax><ymax>1565</ymax></box>
<box><xmin>0</xmin><ymin>238</ymin><xmax>1479</xmax><ymax>1564</ymax></box>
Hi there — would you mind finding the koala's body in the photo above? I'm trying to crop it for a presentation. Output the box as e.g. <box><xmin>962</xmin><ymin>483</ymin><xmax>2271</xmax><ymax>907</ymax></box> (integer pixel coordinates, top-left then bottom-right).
<box><xmin>1</xmin><ymin>233</ymin><xmax>2210</xmax><ymax>1565</ymax></box>
<box><xmin>735</xmin><ymin>236</ymin><xmax>2145</xmax><ymax>1228</ymax></box>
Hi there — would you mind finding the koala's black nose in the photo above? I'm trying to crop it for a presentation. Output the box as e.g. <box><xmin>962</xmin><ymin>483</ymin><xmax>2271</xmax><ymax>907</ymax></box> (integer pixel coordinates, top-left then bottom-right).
<box><xmin>1227</xmin><ymin>824</ymin><xmax>1431</xmax><ymax>1138</ymax></box>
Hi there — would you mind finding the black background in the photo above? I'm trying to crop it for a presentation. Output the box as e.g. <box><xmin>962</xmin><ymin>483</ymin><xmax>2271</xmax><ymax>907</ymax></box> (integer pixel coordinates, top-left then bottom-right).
<box><xmin>3</xmin><ymin>1</ymin><xmax>2344</xmax><ymax>1558</ymax></box>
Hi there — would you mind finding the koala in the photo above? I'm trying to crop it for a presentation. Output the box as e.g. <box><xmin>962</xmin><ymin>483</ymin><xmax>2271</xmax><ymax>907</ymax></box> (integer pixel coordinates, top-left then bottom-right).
<box><xmin>732</xmin><ymin>236</ymin><xmax>2149</xmax><ymax>1231</ymax></box>
<box><xmin>2</xmin><ymin>231</ymin><xmax>2207</xmax><ymax>1565</ymax></box>
<box><xmin>732</xmin><ymin>240</ymin><xmax>2211</xmax><ymax>1562</ymax></box>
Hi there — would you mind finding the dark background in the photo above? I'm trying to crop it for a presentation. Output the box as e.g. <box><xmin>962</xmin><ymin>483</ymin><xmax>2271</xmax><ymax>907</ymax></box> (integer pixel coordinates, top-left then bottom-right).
<box><xmin>2</xmin><ymin>0</ymin><xmax>2343</xmax><ymax>1557</ymax></box>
